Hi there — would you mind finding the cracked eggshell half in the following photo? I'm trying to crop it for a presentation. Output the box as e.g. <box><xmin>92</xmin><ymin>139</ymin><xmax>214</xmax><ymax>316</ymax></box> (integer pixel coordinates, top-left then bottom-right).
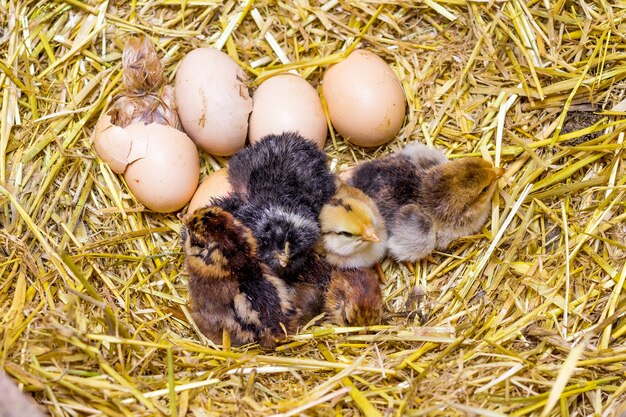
<box><xmin>187</xmin><ymin>169</ymin><xmax>233</xmax><ymax>214</ymax></box>
<box><xmin>175</xmin><ymin>48</ymin><xmax>252</xmax><ymax>156</ymax></box>
<box><xmin>248</xmin><ymin>74</ymin><xmax>327</xmax><ymax>148</ymax></box>
<box><xmin>93</xmin><ymin>115</ymin><xmax>200</xmax><ymax>213</ymax></box>
<box><xmin>322</xmin><ymin>49</ymin><xmax>406</xmax><ymax>148</ymax></box>
<box><xmin>93</xmin><ymin>114</ymin><xmax>136</xmax><ymax>174</ymax></box>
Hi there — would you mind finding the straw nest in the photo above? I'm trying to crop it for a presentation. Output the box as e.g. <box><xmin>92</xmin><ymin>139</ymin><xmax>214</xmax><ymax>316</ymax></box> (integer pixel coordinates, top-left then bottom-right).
<box><xmin>1</xmin><ymin>1</ymin><xmax>625</xmax><ymax>416</ymax></box>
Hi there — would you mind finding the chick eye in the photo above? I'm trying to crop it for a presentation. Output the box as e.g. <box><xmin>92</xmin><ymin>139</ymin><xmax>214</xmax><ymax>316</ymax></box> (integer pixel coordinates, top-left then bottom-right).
<box><xmin>337</xmin><ymin>231</ymin><xmax>354</xmax><ymax>237</ymax></box>
<box><xmin>480</xmin><ymin>185</ymin><xmax>490</xmax><ymax>194</ymax></box>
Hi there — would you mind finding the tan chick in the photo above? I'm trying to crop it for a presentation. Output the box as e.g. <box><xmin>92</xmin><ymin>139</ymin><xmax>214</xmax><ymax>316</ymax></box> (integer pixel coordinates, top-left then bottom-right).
<box><xmin>180</xmin><ymin>206</ymin><xmax>297</xmax><ymax>348</ymax></box>
<box><xmin>318</xmin><ymin>179</ymin><xmax>387</xmax><ymax>269</ymax></box>
<box><xmin>349</xmin><ymin>143</ymin><xmax>505</xmax><ymax>262</ymax></box>
<box><xmin>324</xmin><ymin>267</ymin><xmax>383</xmax><ymax>327</ymax></box>
<box><xmin>290</xmin><ymin>254</ymin><xmax>383</xmax><ymax>327</ymax></box>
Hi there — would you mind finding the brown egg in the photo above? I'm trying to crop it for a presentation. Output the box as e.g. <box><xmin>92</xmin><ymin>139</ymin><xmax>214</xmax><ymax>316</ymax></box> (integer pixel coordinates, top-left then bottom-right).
<box><xmin>175</xmin><ymin>48</ymin><xmax>252</xmax><ymax>156</ymax></box>
<box><xmin>187</xmin><ymin>169</ymin><xmax>233</xmax><ymax>214</ymax></box>
<box><xmin>248</xmin><ymin>74</ymin><xmax>327</xmax><ymax>148</ymax></box>
<box><xmin>322</xmin><ymin>50</ymin><xmax>406</xmax><ymax>147</ymax></box>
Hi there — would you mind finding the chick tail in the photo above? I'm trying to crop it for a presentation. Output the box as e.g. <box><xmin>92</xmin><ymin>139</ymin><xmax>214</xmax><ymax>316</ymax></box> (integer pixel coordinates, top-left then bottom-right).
<box><xmin>388</xmin><ymin>204</ymin><xmax>436</xmax><ymax>262</ymax></box>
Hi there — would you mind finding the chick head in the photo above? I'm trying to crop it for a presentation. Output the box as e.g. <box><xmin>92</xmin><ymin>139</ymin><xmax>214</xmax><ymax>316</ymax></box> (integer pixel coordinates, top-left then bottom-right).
<box><xmin>422</xmin><ymin>158</ymin><xmax>504</xmax><ymax>225</ymax></box>
<box><xmin>325</xmin><ymin>269</ymin><xmax>383</xmax><ymax>327</ymax></box>
<box><xmin>253</xmin><ymin>206</ymin><xmax>320</xmax><ymax>274</ymax></box>
<box><xmin>319</xmin><ymin>197</ymin><xmax>385</xmax><ymax>267</ymax></box>
<box><xmin>180</xmin><ymin>206</ymin><xmax>257</xmax><ymax>274</ymax></box>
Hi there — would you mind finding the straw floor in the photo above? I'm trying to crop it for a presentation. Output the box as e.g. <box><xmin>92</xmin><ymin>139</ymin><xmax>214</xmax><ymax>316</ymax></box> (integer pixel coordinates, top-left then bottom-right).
<box><xmin>1</xmin><ymin>1</ymin><xmax>625</xmax><ymax>416</ymax></box>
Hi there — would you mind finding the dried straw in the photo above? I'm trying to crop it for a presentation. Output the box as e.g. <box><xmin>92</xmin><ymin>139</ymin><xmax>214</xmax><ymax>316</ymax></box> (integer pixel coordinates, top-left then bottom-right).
<box><xmin>1</xmin><ymin>1</ymin><xmax>625</xmax><ymax>416</ymax></box>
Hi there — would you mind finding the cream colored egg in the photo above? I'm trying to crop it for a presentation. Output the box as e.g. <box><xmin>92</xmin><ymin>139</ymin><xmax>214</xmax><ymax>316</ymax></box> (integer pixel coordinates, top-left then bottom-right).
<box><xmin>175</xmin><ymin>48</ymin><xmax>252</xmax><ymax>156</ymax></box>
<box><xmin>248</xmin><ymin>74</ymin><xmax>327</xmax><ymax>148</ymax></box>
<box><xmin>121</xmin><ymin>122</ymin><xmax>200</xmax><ymax>213</ymax></box>
<box><xmin>322</xmin><ymin>49</ymin><xmax>406</xmax><ymax>147</ymax></box>
<box><xmin>187</xmin><ymin>169</ymin><xmax>233</xmax><ymax>214</ymax></box>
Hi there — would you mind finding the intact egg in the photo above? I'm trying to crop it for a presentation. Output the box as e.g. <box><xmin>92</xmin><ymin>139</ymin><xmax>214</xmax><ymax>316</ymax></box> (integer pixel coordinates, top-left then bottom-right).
<box><xmin>175</xmin><ymin>48</ymin><xmax>252</xmax><ymax>156</ymax></box>
<box><xmin>322</xmin><ymin>49</ymin><xmax>406</xmax><ymax>147</ymax></box>
<box><xmin>187</xmin><ymin>169</ymin><xmax>233</xmax><ymax>214</ymax></box>
<box><xmin>248</xmin><ymin>74</ymin><xmax>327</xmax><ymax>148</ymax></box>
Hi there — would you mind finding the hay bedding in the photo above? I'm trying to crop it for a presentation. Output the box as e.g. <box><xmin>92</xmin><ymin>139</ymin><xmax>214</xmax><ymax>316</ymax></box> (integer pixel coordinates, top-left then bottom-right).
<box><xmin>0</xmin><ymin>0</ymin><xmax>625</xmax><ymax>416</ymax></box>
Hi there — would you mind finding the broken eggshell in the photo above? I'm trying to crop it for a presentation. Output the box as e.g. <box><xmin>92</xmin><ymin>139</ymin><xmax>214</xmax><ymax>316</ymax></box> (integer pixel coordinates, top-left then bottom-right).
<box><xmin>93</xmin><ymin>114</ymin><xmax>136</xmax><ymax>174</ymax></box>
<box><xmin>93</xmin><ymin>114</ymin><xmax>200</xmax><ymax>213</ymax></box>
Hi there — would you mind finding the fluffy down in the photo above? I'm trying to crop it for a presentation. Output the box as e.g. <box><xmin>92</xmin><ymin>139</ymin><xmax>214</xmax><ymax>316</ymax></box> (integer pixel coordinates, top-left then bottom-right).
<box><xmin>181</xmin><ymin>206</ymin><xmax>297</xmax><ymax>347</ymax></box>
<box><xmin>349</xmin><ymin>143</ymin><xmax>504</xmax><ymax>261</ymax></box>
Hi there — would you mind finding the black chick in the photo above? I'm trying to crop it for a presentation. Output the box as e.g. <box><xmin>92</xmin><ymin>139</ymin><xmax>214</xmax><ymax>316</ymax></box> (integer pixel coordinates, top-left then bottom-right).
<box><xmin>349</xmin><ymin>142</ymin><xmax>505</xmax><ymax>262</ymax></box>
<box><xmin>227</xmin><ymin>132</ymin><xmax>336</xmax><ymax>217</ymax></box>
<box><xmin>223</xmin><ymin>132</ymin><xmax>335</xmax><ymax>278</ymax></box>
<box><xmin>181</xmin><ymin>206</ymin><xmax>297</xmax><ymax>348</ymax></box>
<box><xmin>213</xmin><ymin>194</ymin><xmax>320</xmax><ymax>281</ymax></box>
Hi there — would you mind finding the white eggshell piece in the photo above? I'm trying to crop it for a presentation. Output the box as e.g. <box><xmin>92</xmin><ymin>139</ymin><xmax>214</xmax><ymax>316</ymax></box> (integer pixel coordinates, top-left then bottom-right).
<box><xmin>322</xmin><ymin>49</ymin><xmax>406</xmax><ymax>148</ymax></box>
<box><xmin>123</xmin><ymin>123</ymin><xmax>200</xmax><ymax>213</ymax></box>
<box><xmin>248</xmin><ymin>74</ymin><xmax>327</xmax><ymax>148</ymax></box>
<box><xmin>175</xmin><ymin>48</ymin><xmax>252</xmax><ymax>156</ymax></box>
<box><xmin>187</xmin><ymin>169</ymin><xmax>233</xmax><ymax>214</ymax></box>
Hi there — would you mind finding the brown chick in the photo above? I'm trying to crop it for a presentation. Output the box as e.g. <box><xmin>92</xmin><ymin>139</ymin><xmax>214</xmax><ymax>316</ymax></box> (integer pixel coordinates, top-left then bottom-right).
<box><xmin>324</xmin><ymin>267</ymin><xmax>383</xmax><ymax>327</ymax></box>
<box><xmin>318</xmin><ymin>179</ymin><xmax>387</xmax><ymax>269</ymax></box>
<box><xmin>421</xmin><ymin>157</ymin><xmax>505</xmax><ymax>249</ymax></box>
<box><xmin>349</xmin><ymin>143</ymin><xmax>505</xmax><ymax>262</ymax></box>
<box><xmin>181</xmin><ymin>206</ymin><xmax>297</xmax><ymax>348</ymax></box>
<box><xmin>289</xmin><ymin>253</ymin><xmax>331</xmax><ymax>326</ymax></box>
<box><xmin>289</xmin><ymin>254</ymin><xmax>383</xmax><ymax>327</ymax></box>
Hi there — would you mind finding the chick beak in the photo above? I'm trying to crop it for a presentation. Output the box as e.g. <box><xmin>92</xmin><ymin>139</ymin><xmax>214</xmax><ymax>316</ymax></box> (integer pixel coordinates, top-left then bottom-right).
<box><xmin>276</xmin><ymin>242</ymin><xmax>290</xmax><ymax>268</ymax></box>
<box><xmin>361</xmin><ymin>227</ymin><xmax>380</xmax><ymax>243</ymax></box>
<box><xmin>276</xmin><ymin>254</ymin><xmax>289</xmax><ymax>268</ymax></box>
<box><xmin>493</xmin><ymin>167</ymin><xmax>506</xmax><ymax>178</ymax></box>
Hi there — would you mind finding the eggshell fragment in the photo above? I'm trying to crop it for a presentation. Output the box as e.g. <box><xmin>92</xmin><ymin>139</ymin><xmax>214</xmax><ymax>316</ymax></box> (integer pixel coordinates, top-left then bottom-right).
<box><xmin>322</xmin><ymin>49</ymin><xmax>406</xmax><ymax>147</ymax></box>
<box><xmin>175</xmin><ymin>48</ymin><xmax>252</xmax><ymax>156</ymax></box>
<box><xmin>187</xmin><ymin>169</ymin><xmax>233</xmax><ymax>214</ymax></box>
<box><xmin>248</xmin><ymin>74</ymin><xmax>327</xmax><ymax>148</ymax></box>
<box><xmin>122</xmin><ymin>122</ymin><xmax>200</xmax><ymax>213</ymax></box>
<box><xmin>93</xmin><ymin>114</ymin><xmax>135</xmax><ymax>174</ymax></box>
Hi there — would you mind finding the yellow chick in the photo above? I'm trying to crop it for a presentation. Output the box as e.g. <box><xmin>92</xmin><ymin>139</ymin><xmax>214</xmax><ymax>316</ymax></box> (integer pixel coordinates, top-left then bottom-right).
<box><xmin>318</xmin><ymin>179</ymin><xmax>387</xmax><ymax>269</ymax></box>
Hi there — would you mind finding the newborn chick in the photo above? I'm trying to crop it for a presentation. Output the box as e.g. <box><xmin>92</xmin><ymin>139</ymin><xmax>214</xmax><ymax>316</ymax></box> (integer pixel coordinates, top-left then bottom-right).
<box><xmin>318</xmin><ymin>179</ymin><xmax>387</xmax><ymax>269</ymax></box>
<box><xmin>181</xmin><ymin>206</ymin><xmax>296</xmax><ymax>347</ymax></box>
<box><xmin>349</xmin><ymin>143</ymin><xmax>505</xmax><ymax>262</ymax></box>
<box><xmin>227</xmin><ymin>132</ymin><xmax>336</xmax><ymax>217</ymax></box>
<box><xmin>324</xmin><ymin>267</ymin><xmax>383</xmax><ymax>326</ymax></box>
<box><xmin>213</xmin><ymin>194</ymin><xmax>320</xmax><ymax>281</ymax></box>
<box><xmin>291</xmin><ymin>254</ymin><xmax>382</xmax><ymax>327</ymax></box>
